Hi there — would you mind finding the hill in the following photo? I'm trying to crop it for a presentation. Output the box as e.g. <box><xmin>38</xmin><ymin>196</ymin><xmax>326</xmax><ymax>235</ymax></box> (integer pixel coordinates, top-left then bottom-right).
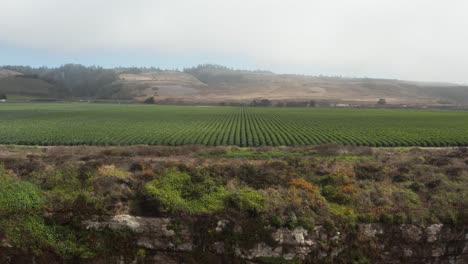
<box><xmin>0</xmin><ymin>69</ymin><xmax>58</xmax><ymax>100</ymax></box>
<box><xmin>116</xmin><ymin>64</ymin><xmax>468</xmax><ymax>105</ymax></box>
<box><xmin>0</xmin><ymin>69</ymin><xmax>21</xmax><ymax>78</ymax></box>
<box><xmin>2</xmin><ymin>64</ymin><xmax>468</xmax><ymax>105</ymax></box>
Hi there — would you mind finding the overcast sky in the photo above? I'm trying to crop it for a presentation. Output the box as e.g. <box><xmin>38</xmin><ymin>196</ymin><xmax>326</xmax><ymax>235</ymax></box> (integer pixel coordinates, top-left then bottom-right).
<box><xmin>1</xmin><ymin>0</ymin><xmax>467</xmax><ymax>83</ymax></box>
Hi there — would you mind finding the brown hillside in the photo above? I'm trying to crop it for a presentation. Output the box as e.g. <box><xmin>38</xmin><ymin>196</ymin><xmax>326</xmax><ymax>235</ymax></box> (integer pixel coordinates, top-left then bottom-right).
<box><xmin>118</xmin><ymin>67</ymin><xmax>468</xmax><ymax>105</ymax></box>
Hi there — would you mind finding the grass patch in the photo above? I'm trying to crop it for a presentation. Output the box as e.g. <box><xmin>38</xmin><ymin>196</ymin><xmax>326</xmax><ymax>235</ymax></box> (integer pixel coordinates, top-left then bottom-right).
<box><xmin>220</xmin><ymin>147</ymin><xmax>296</xmax><ymax>159</ymax></box>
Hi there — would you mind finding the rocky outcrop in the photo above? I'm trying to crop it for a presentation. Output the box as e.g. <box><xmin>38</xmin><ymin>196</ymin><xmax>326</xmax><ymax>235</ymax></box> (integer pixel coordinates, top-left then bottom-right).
<box><xmin>81</xmin><ymin>215</ymin><xmax>467</xmax><ymax>264</ymax></box>
<box><xmin>1</xmin><ymin>215</ymin><xmax>466</xmax><ymax>263</ymax></box>
<box><xmin>85</xmin><ymin>215</ymin><xmax>193</xmax><ymax>252</ymax></box>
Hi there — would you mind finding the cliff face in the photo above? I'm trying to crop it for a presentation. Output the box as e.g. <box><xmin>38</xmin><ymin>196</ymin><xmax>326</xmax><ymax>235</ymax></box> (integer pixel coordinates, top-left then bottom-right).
<box><xmin>1</xmin><ymin>146</ymin><xmax>466</xmax><ymax>264</ymax></box>
<box><xmin>2</xmin><ymin>214</ymin><xmax>465</xmax><ymax>264</ymax></box>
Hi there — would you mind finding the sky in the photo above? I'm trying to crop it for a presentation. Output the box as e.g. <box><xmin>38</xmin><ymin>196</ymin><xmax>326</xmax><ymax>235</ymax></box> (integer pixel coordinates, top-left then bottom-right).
<box><xmin>1</xmin><ymin>0</ymin><xmax>468</xmax><ymax>83</ymax></box>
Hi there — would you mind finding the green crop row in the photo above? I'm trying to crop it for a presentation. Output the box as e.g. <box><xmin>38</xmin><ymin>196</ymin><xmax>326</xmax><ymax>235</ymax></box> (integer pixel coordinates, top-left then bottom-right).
<box><xmin>0</xmin><ymin>103</ymin><xmax>467</xmax><ymax>147</ymax></box>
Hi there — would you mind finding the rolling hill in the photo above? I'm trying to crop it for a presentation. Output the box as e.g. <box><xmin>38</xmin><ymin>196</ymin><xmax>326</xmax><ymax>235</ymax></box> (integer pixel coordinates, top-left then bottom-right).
<box><xmin>113</xmin><ymin>65</ymin><xmax>468</xmax><ymax>105</ymax></box>
<box><xmin>2</xmin><ymin>65</ymin><xmax>468</xmax><ymax>105</ymax></box>
<box><xmin>0</xmin><ymin>69</ymin><xmax>58</xmax><ymax>100</ymax></box>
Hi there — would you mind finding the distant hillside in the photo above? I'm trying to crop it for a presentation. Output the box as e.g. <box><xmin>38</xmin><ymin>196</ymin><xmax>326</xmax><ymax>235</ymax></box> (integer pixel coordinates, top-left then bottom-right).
<box><xmin>149</xmin><ymin>64</ymin><xmax>467</xmax><ymax>105</ymax></box>
<box><xmin>0</xmin><ymin>69</ymin><xmax>21</xmax><ymax>78</ymax></box>
<box><xmin>0</xmin><ymin>70</ymin><xmax>59</xmax><ymax>99</ymax></box>
<box><xmin>2</xmin><ymin>64</ymin><xmax>468</xmax><ymax>105</ymax></box>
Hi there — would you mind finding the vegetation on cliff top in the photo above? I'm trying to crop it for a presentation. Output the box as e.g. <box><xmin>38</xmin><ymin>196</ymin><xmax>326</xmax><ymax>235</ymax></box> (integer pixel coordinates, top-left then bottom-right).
<box><xmin>0</xmin><ymin>145</ymin><xmax>466</xmax><ymax>260</ymax></box>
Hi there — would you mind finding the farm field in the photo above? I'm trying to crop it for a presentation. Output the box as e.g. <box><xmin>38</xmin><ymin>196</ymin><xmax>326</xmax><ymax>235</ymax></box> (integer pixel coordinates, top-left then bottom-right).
<box><xmin>0</xmin><ymin>103</ymin><xmax>467</xmax><ymax>147</ymax></box>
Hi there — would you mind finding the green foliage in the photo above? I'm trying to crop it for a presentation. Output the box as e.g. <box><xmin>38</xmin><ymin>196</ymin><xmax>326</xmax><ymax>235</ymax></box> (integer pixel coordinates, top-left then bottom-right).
<box><xmin>0</xmin><ymin>172</ymin><xmax>92</xmax><ymax>258</ymax></box>
<box><xmin>144</xmin><ymin>97</ymin><xmax>155</xmax><ymax>104</ymax></box>
<box><xmin>144</xmin><ymin>169</ymin><xmax>228</xmax><ymax>213</ymax></box>
<box><xmin>0</xmin><ymin>104</ymin><xmax>467</xmax><ymax>146</ymax></box>
<box><xmin>0</xmin><ymin>174</ymin><xmax>44</xmax><ymax>215</ymax></box>
<box><xmin>39</xmin><ymin>168</ymin><xmax>104</xmax><ymax>216</ymax></box>
<box><xmin>144</xmin><ymin>169</ymin><xmax>268</xmax><ymax>215</ymax></box>
<box><xmin>226</xmin><ymin>187</ymin><xmax>266</xmax><ymax>214</ymax></box>
<box><xmin>0</xmin><ymin>215</ymin><xmax>92</xmax><ymax>258</ymax></box>
<box><xmin>3</xmin><ymin>64</ymin><xmax>118</xmax><ymax>98</ymax></box>
<box><xmin>328</xmin><ymin>203</ymin><xmax>356</xmax><ymax>224</ymax></box>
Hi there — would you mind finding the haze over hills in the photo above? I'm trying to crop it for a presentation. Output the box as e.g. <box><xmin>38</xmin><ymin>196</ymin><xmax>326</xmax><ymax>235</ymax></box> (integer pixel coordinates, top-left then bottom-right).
<box><xmin>1</xmin><ymin>64</ymin><xmax>468</xmax><ymax>105</ymax></box>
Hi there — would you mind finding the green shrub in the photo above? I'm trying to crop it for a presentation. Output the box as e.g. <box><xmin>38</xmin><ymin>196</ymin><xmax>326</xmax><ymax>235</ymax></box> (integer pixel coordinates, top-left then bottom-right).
<box><xmin>286</xmin><ymin>212</ymin><xmax>298</xmax><ymax>228</ymax></box>
<box><xmin>324</xmin><ymin>218</ymin><xmax>336</xmax><ymax>233</ymax></box>
<box><xmin>0</xmin><ymin>175</ymin><xmax>44</xmax><ymax>215</ymax></box>
<box><xmin>0</xmin><ymin>215</ymin><xmax>92</xmax><ymax>257</ymax></box>
<box><xmin>0</xmin><ymin>174</ymin><xmax>91</xmax><ymax>258</ymax></box>
<box><xmin>42</xmin><ymin>169</ymin><xmax>103</xmax><ymax>216</ymax></box>
<box><xmin>380</xmin><ymin>213</ymin><xmax>394</xmax><ymax>224</ymax></box>
<box><xmin>393</xmin><ymin>212</ymin><xmax>407</xmax><ymax>224</ymax></box>
<box><xmin>144</xmin><ymin>169</ymin><xmax>228</xmax><ymax>213</ymax></box>
<box><xmin>226</xmin><ymin>187</ymin><xmax>266</xmax><ymax>214</ymax></box>
<box><xmin>297</xmin><ymin>216</ymin><xmax>315</xmax><ymax>231</ymax></box>
<box><xmin>328</xmin><ymin>203</ymin><xmax>356</xmax><ymax>225</ymax></box>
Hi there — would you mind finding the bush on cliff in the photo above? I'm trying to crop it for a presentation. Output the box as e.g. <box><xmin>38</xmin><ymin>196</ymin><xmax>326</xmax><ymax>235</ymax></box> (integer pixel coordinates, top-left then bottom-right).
<box><xmin>144</xmin><ymin>169</ymin><xmax>228</xmax><ymax>213</ymax></box>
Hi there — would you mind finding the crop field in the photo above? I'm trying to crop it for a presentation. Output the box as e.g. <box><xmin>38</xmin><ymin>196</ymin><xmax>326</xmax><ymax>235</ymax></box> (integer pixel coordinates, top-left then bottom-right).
<box><xmin>0</xmin><ymin>103</ymin><xmax>467</xmax><ymax>147</ymax></box>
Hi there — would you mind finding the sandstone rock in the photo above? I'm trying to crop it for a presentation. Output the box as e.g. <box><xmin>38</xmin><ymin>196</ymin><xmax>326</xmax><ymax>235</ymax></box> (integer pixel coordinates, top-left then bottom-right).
<box><xmin>431</xmin><ymin>245</ymin><xmax>445</xmax><ymax>257</ymax></box>
<box><xmin>403</xmin><ymin>248</ymin><xmax>413</xmax><ymax>257</ymax></box>
<box><xmin>400</xmin><ymin>224</ymin><xmax>422</xmax><ymax>242</ymax></box>
<box><xmin>136</xmin><ymin>237</ymin><xmax>154</xmax><ymax>249</ymax></box>
<box><xmin>152</xmin><ymin>254</ymin><xmax>179</xmax><ymax>264</ymax></box>
<box><xmin>77</xmin><ymin>216</ymin><xmax>467</xmax><ymax>263</ymax></box>
<box><xmin>111</xmin><ymin>214</ymin><xmax>141</xmax><ymax>231</ymax></box>
<box><xmin>215</xmin><ymin>220</ymin><xmax>229</xmax><ymax>233</ymax></box>
<box><xmin>314</xmin><ymin>225</ymin><xmax>328</xmax><ymax>241</ymax></box>
<box><xmin>358</xmin><ymin>223</ymin><xmax>383</xmax><ymax>241</ymax></box>
<box><xmin>273</xmin><ymin>227</ymin><xmax>315</xmax><ymax>247</ymax></box>
<box><xmin>0</xmin><ymin>239</ymin><xmax>12</xmax><ymax>248</ymax></box>
<box><xmin>426</xmin><ymin>224</ymin><xmax>443</xmax><ymax>242</ymax></box>
<box><xmin>177</xmin><ymin>242</ymin><xmax>193</xmax><ymax>251</ymax></box>
<box><xmin>239</xmin><ymin>243</ymin><xmax>282</xmax><ymax>259</ymax></box>
<box><xmin>213</xmin><ymin>242</ymin><xmax>225</xmax><ymax>254</ymax></box>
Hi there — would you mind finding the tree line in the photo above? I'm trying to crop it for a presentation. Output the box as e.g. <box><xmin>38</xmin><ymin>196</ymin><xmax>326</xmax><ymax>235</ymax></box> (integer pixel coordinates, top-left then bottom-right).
<box><xmin>2</xmin><ymin>64</ymin><xmax>119</xmax><ymax>99</ymax></box>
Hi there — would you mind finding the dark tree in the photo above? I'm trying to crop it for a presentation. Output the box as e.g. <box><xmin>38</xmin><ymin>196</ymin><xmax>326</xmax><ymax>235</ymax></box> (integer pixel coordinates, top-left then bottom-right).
<box><xmin>144</xmin><ymin>97</ymin><xmax>156</xmax><ymax>104</ymax></box>
<box><xmin>252</xmin><ymin>99</ymin><xmax>272</xmax><ymax>107</ymax></box>
<box><xmin>377</xmin><ymin>98</ymin><xmax>386</xmax><ymax>105</ymax></box>
<box><xmin>0</xmin><ymin>94</ymin><xmax>6</xmax><ymax>100</ymax></box>
<box><xmin>2</xmin><ymin>64</ymin><xmax>118</xmax><ymax>99</ymax></box>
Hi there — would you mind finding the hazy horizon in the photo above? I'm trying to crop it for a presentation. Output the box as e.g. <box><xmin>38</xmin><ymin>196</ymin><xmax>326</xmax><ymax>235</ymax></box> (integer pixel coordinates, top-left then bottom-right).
<box><xmin>1</xmin><ymin>0</ymin><xmax>468</xmax><ymax>84</ymax></box>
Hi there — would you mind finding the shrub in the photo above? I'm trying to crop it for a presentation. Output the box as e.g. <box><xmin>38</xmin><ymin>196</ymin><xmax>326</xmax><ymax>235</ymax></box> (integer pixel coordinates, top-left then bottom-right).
<box><xmin>289</xmin><ymin>178</ymin><xmax>325</xmax><ymax>208</ymax></box>
<box><xmin>0</xmin><ymin>215</ymin><xmax>92</xmax><ymax>258</ymax></box>
<box><xmin>143</xmin><ymin>97</ymin><xmax>155</xmax><ymax>104</ymax></box>
<box><xmin>324</xmin><ymin>218</ymin><xmax>336</xmax><ymax>233</ymax></box>
<box><xmin>380</xmin><ymin>213</ymin><xmax>394</xmax><ymax>224</ymax></box>
<box><xmin>328</xmin><ymin>203</ymin><xmax>356</xmax><ymax>225</ymax></box>
<box><xmin>297</xmin><ymin>216</ymin><xmax>315</xmax><ymax>231</ymax></box>
<box><xmin>285</xmin><ymin>212</ymin><xmax>298</xmax><ymax>228</ymax></box>
<box><xmin>0</xmin><ymin>175</ymin><xmax>44</xmax><ymax>215</ymax></box>
<box><xmin>226</xmin><ymin>187</ymin><xmax>266</xmax><ymax>214</ymax></box>
<box><xmin>393</xmin><ymin>212</ymin><xmax>408</xmax><ymax>224</ymax></box>
<box><xmin>144</xmin><ymin>169</ymin><xmax>228</xmax><ymax>213</ymax></box>
<box><xmin>0</xmin><ymin>172</ymin><xmax>90</xmax><ymax>257</ymax></box>
<box><xmin>355</xmin><ymin>161</ymin><xmax>384</xmax><ymax>181</ymax></box>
